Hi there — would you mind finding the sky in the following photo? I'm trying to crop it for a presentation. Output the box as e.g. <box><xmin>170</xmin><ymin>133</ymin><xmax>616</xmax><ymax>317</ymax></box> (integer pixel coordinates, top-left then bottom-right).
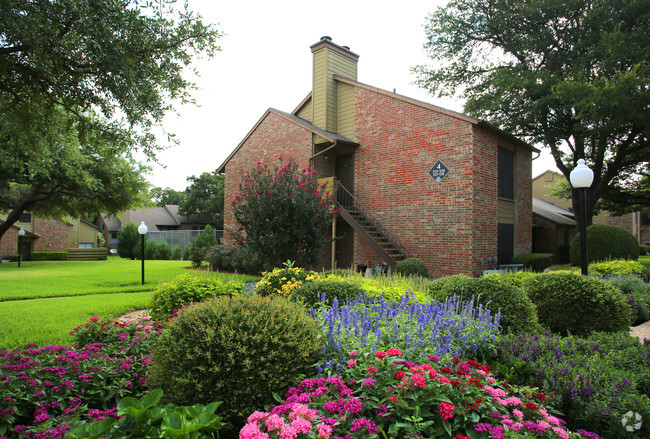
<box><xmin>148</xmin><ymin>0</ymin><xmax>558</xmax><ymax>191</ymax></box>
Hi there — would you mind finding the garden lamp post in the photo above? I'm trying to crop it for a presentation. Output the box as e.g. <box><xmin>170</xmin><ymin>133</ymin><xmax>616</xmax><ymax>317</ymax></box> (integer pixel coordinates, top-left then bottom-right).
<box><xmin>138</xmin><ymin>221</ymin><xmax>148</xmax><ymax>285</ymax></box>
<box><xmin>17</xmin><ymin>228</ymin><xmax>25</xmax><ymax>268</ymax></box>
<box><xmin>569</xmin><ymin>159</ymin><xmax>594</xmax><ymax>276</ymax></box>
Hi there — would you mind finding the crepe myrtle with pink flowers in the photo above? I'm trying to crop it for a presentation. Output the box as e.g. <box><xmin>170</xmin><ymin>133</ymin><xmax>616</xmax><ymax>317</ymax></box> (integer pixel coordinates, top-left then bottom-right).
<box><xmin>239</xmin><ymin>348</ymin><xmax>600</xmax><ymax>438</ymax></box>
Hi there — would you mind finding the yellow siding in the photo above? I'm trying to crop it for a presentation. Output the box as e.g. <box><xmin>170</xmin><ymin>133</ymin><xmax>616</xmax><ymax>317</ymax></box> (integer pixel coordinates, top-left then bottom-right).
<box><xmin>498</xmin><ymin>199</ymin><xmax>515</xmax><ymax>224</ymax></box>
<box><xmin>295</xmin><ymin>99</ymin><xmax>312</xmax><ymax>122</ymax></box>
<box><xmin>312</xmin><ymin>50</ymin><xmax>327</xmax><ymax>129</ymax></box>
<box><xmin>336</xmin><ymin>82</ymin><xmax>356</xmax><ymax>141</ymax></box>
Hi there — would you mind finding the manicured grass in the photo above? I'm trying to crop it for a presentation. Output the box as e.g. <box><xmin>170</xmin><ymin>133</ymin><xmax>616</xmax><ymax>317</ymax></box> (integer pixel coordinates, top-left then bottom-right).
<box><xmin>0</xmin><ymin>259</ymin><xmax>255</xmax><ymax>301</ymax></box>
<box><xmin>640</xmin><ymin>255</ymin><xmax>650</xmax><ymax>270</ymax></box>
<box><xmin>0</xmin><ymin>291</ymin><xmax>151</xmax><ymax>349</ymax></box>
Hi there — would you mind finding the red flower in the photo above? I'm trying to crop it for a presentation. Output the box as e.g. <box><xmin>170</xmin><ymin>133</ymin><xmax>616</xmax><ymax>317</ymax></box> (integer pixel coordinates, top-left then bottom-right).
<box><xmin>525</xmin><ymin>402</ymin><xmax>538</xmax><ymax>411</ymax></box>
<box><xmin>536</xmin><ymin>392</ymin><xmax>547</xmax><ymax>401</ymax></box>
<box><xmin>386</xmin><ymin>348</ymin><xmax>402</xmax><ymax>357</ymax></box>
<box><xmin>438</xmin><ymin>401</ymin><xmax>456</xmax><ymax>420</ymax></box>
<box><xmin>375</xmin><ymin>351</ymin><xmax>388</xmax><ymax>359</ymax></box>
<box><xmin>395</xmin><ymin>370</ymin><xmax>406</xmax><ymax>380</ymax></box>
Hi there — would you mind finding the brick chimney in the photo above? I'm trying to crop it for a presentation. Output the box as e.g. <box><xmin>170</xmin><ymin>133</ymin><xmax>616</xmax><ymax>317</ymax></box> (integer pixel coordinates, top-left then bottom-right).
<box><xmin>310</xmin><ymin>36</ymin><xmax>359</xmax><ymax>133</ymax></box>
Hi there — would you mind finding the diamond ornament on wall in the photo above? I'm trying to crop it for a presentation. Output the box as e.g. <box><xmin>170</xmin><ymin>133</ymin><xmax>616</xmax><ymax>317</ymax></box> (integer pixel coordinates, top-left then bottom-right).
<box><xmin>428</xmin><ymin>160</ymin><xmax>450</xmax><ymax>184</ymax></box>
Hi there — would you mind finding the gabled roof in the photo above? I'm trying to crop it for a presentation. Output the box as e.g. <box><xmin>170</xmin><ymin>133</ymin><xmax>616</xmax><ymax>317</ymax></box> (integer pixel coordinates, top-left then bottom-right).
<box><xmin>217</xmin><ymin>108</ymin><xmax>357</xmax><ymax>173</ymax></box>
<box><xmin>533</xmin><ymin>197</ymin><xmax>575</xmax><ymax>226</ymax></box>
<box><xmin>165</xmin><ymin>205</ymin><xmax>213</xmax><ymax>224</ymax></box>
<box><xmin>334</xmin><ymin>75</ymin><xmax>540</xmax><ymax>153</ymax></box>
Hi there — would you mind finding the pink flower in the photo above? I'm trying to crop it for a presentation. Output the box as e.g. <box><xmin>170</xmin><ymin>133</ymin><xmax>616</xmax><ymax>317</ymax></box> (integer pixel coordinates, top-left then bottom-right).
<box><xmin>346</xmin><ymin>359</ymin><xmax>357</xmax><ymax>368</ymax></box>
<box><xmin>264</xmin><ymin>414</ymin><xmax>285</xmax><ymax>431</ymax></box>
<box><xmin>513</xmin><ymin>409</ymin><xmax>524</xmax><ymax>419</ymax></box>
<box><xmin>278</xmin><ymin>425</ymin><xmax>298</xmax><ymax>439</ymax></box>
<box><xmin>290</xmin><ymin>417</ymin><xmax>312</xmax><ymax>434</ymax></box>
<box><xmin>348</xmin><ymin>350</ymin><xmax>358</xmax><ymax>357</ymax></box>
<box><xmin>484</xmin><ymin>386</ymin><xmax>506</xmax><ymax>398</ymax></box>
<box><xmin>317</xmin><ymin>423</ymin><xmax>332</xmax><ymax>439</ymax></box>
<box><xmin>240</xmin><ymin>422</ymin><xmax>270</xmax><ymax>439</ymax></box>
<box><xmin>552</xmin><ymin>427</ymin><xmax>569</xmax><ymax>439</ymax></box>
<box><xmin>90</xmin><ymin>317</ymin><xmax>99</xmax><ymax>322</ymax></box>
<box><xmin>362</xmin><ymin>378</ymin><xmax>376</xmax><ymax>387</ymax></box>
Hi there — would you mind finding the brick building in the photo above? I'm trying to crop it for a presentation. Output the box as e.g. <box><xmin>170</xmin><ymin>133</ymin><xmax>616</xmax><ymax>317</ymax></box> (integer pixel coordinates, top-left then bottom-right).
<box><xmin>218</xmin><ymin>37</ymin><xmax>537</xmax><ymax>277</ymax></box>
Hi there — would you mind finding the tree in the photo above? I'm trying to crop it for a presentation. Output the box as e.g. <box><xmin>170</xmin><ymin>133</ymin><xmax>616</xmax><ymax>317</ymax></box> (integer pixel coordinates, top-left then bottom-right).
<box><xmin>232</xmin><ymin>160</ymin><xmax>335</xmax><ymax>269</ymax></box>
<box><xmin>179</xmin><ymin>172</ymin><xmax>225</xmax><ymax>228</ymax></box>
<box><xmin>151</xmin><ymin>187</ymin><xmax>186</xmax><ymax>207</ymax></box>
<box><xmin>415</xmin><ymin>0</ymin><xmax>649</xmax><ymax>232</ymax></box>
<box><xmin>188</xmin><ymin>225</ymin><xmax>216</xmax><ymax>267</ymax></box>
<box><xmin>117</xmin><ymin>222</ymin><xmax>139</xmax><ymax>260</ymax></box>
<box><xmin>0</xmin><ymin>0</ymin><xmax>221</xmax><ymax>239</ymax></box>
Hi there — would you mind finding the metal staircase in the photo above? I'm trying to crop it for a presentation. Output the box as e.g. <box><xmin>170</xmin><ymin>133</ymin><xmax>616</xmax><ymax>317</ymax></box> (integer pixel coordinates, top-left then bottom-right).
<box><xmin>335</xmin><ymin>182</ymin><xmax>410</xmax><ymax>268</ymax></box>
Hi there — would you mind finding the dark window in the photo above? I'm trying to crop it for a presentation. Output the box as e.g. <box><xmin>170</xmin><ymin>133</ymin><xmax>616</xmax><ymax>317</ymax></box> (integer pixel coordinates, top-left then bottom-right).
<box><xmin>497</xmin><ymin>223</ymin><xmax>514</xmax><ymax>265</ymax></box>
<box><xmin>111</xmin><ymin>232</ymin><xmax>118</xmax><ymax>239</ymax></box>
<box><xmin>498</xmin><ymin>146</ymin><xmax>514</xmax><ymax>199</ymax></box>
<box><xmin>19</xmin><ymin>212</ymin><xmax>32</xmax><ymax>223</ymax></box>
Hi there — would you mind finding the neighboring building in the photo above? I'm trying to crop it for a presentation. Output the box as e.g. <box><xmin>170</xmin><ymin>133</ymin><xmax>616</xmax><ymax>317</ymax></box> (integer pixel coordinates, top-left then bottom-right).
<box><xmin>532</xmin><ymin>170</ymin><xmax>642</xmax><ymax>241</ymax></box>
<box><xmin>0</xmin><ymin>214</ymin><xmax>100</xmax><ymax>260</ymax></box>
<box><xmin>217</xmin><ymin>37</ymin><xmax>538</xmax><ymax>277</ymax></box>
<box><xmin>532</xmin><ymin>198</ymin><xmax>577</xmax><ymax>264</ymax></box>
<box><xmin>96</xmin><ymin>205</ymin><xmax>218</xmax><ymax>252</ymax></box>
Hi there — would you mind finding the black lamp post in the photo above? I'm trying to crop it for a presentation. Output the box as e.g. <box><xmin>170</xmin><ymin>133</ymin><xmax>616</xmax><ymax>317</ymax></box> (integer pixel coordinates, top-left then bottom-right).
<box><xmin>138</xmin><ymin>221</ymin><xmax>148</xmax><ymax>285</ymax></box>
<box><xmin>17</xmin><ymin>228</ymin><xmax>25</xmax><ymax>268</ymax></box>
<box><xmin>569</xmin><ymin>159</ymin><xmax>594</xmax><ymax>276</ymax></box>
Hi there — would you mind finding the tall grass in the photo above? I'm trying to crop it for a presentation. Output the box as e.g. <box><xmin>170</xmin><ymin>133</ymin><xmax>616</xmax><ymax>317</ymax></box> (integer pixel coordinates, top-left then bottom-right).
<box><xmin>322</xmin><ymin>269</ymin><xmax>432</xmax><ymax>302</ymax></box>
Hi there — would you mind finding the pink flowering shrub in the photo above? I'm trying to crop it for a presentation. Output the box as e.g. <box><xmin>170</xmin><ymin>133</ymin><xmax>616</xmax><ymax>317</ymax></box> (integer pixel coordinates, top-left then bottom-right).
<box><xmin>0</xmin><ymin>317</ymin><xmax>162</xmax><ymax>438</ymax></box>
<box><xmin>241</xmin><ymin>348</ymin><xmax>599</xmax><ymax>439</ymax></box>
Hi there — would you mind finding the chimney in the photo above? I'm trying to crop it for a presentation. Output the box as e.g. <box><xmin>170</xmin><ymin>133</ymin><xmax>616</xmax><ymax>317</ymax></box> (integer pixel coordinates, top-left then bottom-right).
<box><xmin>310</xmin><ymin>36</ymin><xmax>359</xmax><ymax>133</ymax></box>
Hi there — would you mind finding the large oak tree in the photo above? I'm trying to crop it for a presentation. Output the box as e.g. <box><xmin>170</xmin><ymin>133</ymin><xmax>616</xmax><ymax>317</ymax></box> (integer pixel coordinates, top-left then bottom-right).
<box><xmin>415</xmin><ymin>0</ymin><xmax>649</xmax><ymax>229</ymax></box>
<box><xmin>0</xmin><ymin>0</ymin><xmax>220</xmax><ymax>239</ymax></box>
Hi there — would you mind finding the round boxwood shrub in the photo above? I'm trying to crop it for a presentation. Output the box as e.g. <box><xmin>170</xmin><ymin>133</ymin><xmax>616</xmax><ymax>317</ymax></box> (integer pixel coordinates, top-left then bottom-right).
<box><xmin>148</xmin><ymin>273</ymin><xmax>245</xmax><ymax>320</ymax></box>
<box><xmin>523</xmin><ymin>273</ymin><xmax>631</xmax><ymax>336</ymax></box>
<box><xmin>428</xmin><ymin>275</ymin><xmax>540</xmax><ymax>334</ymax></box>
<box><xmin>148</xmin><ymin>295</ymin><xmax>323</xmax><ymax>430</ymax></box>
<box><xmin>570</xmin><ymin>224</ymin><xmax>639</xmax><ymax>266</ymax></box>
<box><xmin>395</xmin><ymin>258</ymin><xmax>429</xmax><ymax>278</ymax></box>
<box><xmin>290</xmin><ymin>279</ymin><xmax>365</xmax><ymax>308</ymax></box>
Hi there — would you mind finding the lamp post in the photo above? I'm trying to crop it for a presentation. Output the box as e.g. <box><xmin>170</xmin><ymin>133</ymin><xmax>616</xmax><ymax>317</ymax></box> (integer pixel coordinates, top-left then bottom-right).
<box><xmin>138</xmin><ymin>221</ymin><xmax>148</xmax><ymax>285</ymax></box>
<box><xmin>569</xmin><ymin>159</ymin><xmax>594</xmax><ymax>276</ymax></box>
<box><xmin>17</xmin><ymin>228</ymin><xmax>25</xmax><ymax>268</ymax></box>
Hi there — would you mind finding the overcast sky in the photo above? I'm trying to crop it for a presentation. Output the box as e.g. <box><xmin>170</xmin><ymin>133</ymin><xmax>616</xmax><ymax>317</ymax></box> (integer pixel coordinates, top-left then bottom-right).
<box><xmin>148</xmin><ymin>0</ymin><xmax>558</xmax><ymax>191</ymax></box>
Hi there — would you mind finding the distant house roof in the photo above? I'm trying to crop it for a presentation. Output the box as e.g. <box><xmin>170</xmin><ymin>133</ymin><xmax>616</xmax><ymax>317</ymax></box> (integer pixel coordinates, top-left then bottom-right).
<box><xmin>164</xmin><ymin>205</ymin><xmax>213</xmax><ymax>225</ymax></box>
<box><xmin>533</xmin><ymin>198</ymin><xmax>575</xmax><ymax>226</ymax></box>
<box><xmin>100</xmin><ymin>205</ymin><xmax>215</xmax><ymax>232</ymax></box>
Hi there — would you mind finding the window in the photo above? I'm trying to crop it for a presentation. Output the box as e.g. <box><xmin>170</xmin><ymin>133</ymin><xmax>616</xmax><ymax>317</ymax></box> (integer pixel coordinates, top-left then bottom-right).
<box><xmin>498</xmin><ymin>146</ymin><xmax>514</xmax><ymax>199</ymax></box>
<box><xmin>111</xmin><ymin>232</ymin><xmax>118</xmax><ymax>239</ymax></box>
<box><xmin>79</xmin><ymin>243</ymin><xmax>94</xmax><ymax>248</ymax></box>
<box><xmin>19</xmin><ymin>212</ymin><xmax>32</xmax><ymax>223</ymax></box>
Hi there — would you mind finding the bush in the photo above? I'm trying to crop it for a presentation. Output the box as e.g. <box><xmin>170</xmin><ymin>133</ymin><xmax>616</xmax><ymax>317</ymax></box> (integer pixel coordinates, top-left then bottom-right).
<box><xmin>498</xmin><ymin>270</ymin><xmax>540</xmax><ymax>288</ymax></box>
<box><xmin>206</xmin><ymin>245</ymin><xmax>263</xmax><ymax>274</ymax></box>
<box><xmin>589</xmin><ymin>258</ymin><xmax>646</xmax><ymax>277</ymax></box>
<box><xmin>188</xmin><ymin>226</ymin><xmax>217</xmax><ymax>268</ymax></box>
<box><xmin>641</xmin><ymin>244</ymin><xmax>650</xmax><ymax>256</ymax></box>
<box><xmin>182</xmin><ymin>243</ymin><xmax>192</xmax><ymax>261</ymax></box>
<box><xmin>147</xmin><ymin>295</ymin><xmax>323</xmax><ymax>430</ymax></box>
<box><xmin>155</xmin><ymin>240</ymin><xmax>172</xmax><ymax>260</ymax></box>
<box><xmin>429</xmin><ymin>275</ymin><xmax>540</xmax><ymax>333</ymax></box>
<box><xmin>170</xmin><ymin>245</ymin><xmax>183</xmax><ymax>260</ymax></box>
<box><xmin>394</xmin><ymin>257</ymin><xmax>429</xmax><ymax>278</ymax></box>
<box><xmin>523</xmin><ymin>272</ymin><xmax>631</xmax><ymax>336</ymax></box>
<box><xmin>290</xmin><ymin>279</ymin><xmax>365</xmax><ymax>308</ymax></box>
<box><xmin>116</xmin><ymin>222</ymin><xmax>139</xmax><ymax>260</ymax></box>
<box><xmin>602</xmin><ymin>275</ymin><xmax>650</xmax><ymax>325</ymax></box>
<box><xmin>30</xmin><ymin>251</ymin><xmax>68</xmax><ymax>261</ymax></box>
<box><xmin>149</xmin><ymin>273</ymin><xmax>245</xmax><ymax>320</ymax></box>
<box><xmin>490</xmin><ymin>332</ymin><xmax>650</xmax><ymax>438</ymax></box>
<box><xmin>255</xmin><ymin>265</ymin><xmax>319</xmax><ymax>297</ymax></box>
<box><xmin>570</xmin><ymin>224</ymin><xmax>639</xmax><ymax>265</ymax></box>
<box><xmin>509</xmin><ymin>253</ymin><xmax>553</xmax><ymax>272</ymax></box>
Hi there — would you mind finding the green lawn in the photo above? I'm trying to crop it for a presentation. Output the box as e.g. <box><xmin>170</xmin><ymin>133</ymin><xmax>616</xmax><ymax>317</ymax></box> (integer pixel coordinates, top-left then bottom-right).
<box><xmin>640</xmin><ymin>255</ymin><xmax>650</xmax><ymax>270</ymax></box>
<box><xmin>0</xmin><ymin>259</ymin><xmax>259</xmax><ymax>349</ymax></box>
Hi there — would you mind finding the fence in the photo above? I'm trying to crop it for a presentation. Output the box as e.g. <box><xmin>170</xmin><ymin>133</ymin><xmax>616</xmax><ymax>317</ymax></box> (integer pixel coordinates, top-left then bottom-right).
<box><xmin>146</xmin><ymin>230</ymin><xmax>223</xmax><ymax>252</ymax></box>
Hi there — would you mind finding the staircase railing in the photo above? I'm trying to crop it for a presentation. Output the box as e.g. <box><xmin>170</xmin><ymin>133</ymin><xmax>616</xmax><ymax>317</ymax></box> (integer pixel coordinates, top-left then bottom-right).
<box><xmin>335</xmin><ymin>181</ymin><xmax>412</xmax><ymax>261</ymax></box>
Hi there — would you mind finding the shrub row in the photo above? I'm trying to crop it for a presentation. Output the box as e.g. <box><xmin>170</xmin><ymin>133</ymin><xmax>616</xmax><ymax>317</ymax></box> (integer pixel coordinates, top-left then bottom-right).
<box><xmin>509</xmin><ymin>253</ymin><xmax>553</xmax><ymax>272</ymax></box>
<box><xmin>8</xmin><ymin>251</ymin><xmax>68</xmax><ymax>262</ymax></box>
<box><xmin>206</xmin><ymin>245</ymin><xmax>263</xmax><ymax>274</ymax></box>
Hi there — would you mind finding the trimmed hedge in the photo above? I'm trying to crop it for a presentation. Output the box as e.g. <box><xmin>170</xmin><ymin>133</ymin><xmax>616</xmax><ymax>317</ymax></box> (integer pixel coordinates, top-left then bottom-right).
<box><xmin>290</xmin><ymin>279</ymin><xmax>365</xmax><ymax>308</ymax></box>
<box><xmin>8</xmin><ymin>252</ymin><xmax>67</xmax><ymax>261</ymax></box>
<box><xmin>394</xmin><ymin>258</ymin><xmax>429</xmax><ymax>278</ymax></box>
<box><xmin>509</xmin><ymin>253</ymin><xmax>553</xmax><ymax>272</ymax></box>
<box><xmin>589</xmin><ymin>259</ymin><xmax>646</xmax><ymax>278</ymax></box>
<box><xmin>570</xmin><ymin>224</ymin><xmax>639</xmax><ymax>265</ymax></box>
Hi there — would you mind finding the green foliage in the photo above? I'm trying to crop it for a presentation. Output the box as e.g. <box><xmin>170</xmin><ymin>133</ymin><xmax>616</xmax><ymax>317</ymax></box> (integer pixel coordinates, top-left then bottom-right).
<box><xmin>510</xmin><ymin>253</ymin><xmax>553</xmax><ymax>272</ymax></box>
<box><xmin>150</xmin><ymin>187</ymin><xmax>186</xmax><ymax>207</ymax></box>
<box><xmin>171</xmin><ymin>246</ymin><xmax>183</xmax><ymax>260</ymax></box>
<box><xmin>149</xmin><ymin>273</ymin><xmax>244</xmax><ymax>320</ymax></box>
<box><xmin>31</xmin><ymin>252</ymin><xmax>68</xmax><ymax>261</ymax></box>
<box><xmin>68</xmin><ymin>389</ymin><xmax>231</xmax><ymax>439</ymax></box>
<box><xmin>0</xmin><ymin>0</ymin><xmax>221</xmax><ymax>241</ymax></box>
<box><xmin>490</xmin><ymin>332</ymin><xmax>650</xmax><ymax>438</ymax></box>
<box><xmin>290</xmin><ymin>279</ymin><xmax>365</xmax><ymax>308</ymax></box>
<box><xmin>255</xmin><ymin>265</ymin><xmax>320</xmax><ymax>297</ymax></box>
<box><xmin>179</xmin><ymin>172</ymin><xmax>225</xmax><ymax>229</ymax></box>
<box><xmin>570</xmin><ymin>224</ymin><xmax>640</xmax><ymax>265</ymax></box>
<box><xmin>116</xmin><ymin>223</ymin><xmax>139</xmax><ymax>260</ymax></box>
<box><xmin>148</xmin><ymin>295</ymin><xmax>323</xmax><ymax>430</ymax></box>
<box><xmin>602</xmin><ymin>275</ymin><xmax>650</xmax><ymax>326</ymax></box>
<box><xmin>188</xmin><ymin>226</ymin><xmax>216</xmax><ymax>268</ymax></box>
<box><xmin>498</xmin><ymin>271</ymin><xmax>540</xmax><ymax>288</ymax></box>
<box><xmin>415</xmin><ymin>0</ymin><xmax>650</xmax><ymax>224</ymax></box>
<box><xmin>429</xmin><ymin>275</ymin><xmax>540</xmax><ymax>333</ymax></box>
<box><xmin>324</xmin><ymin>271</ymin><xmax>431</xmax><ymax>303</ymax></box>
<box><xmin>155</xmin><ymin>240</ymin><xmax>172</xmax><ymax>260</ymax></box>
<box><xmin>232</xmin><ymin>159</ymin><xmax>335</xmax><ymax>269</ymax></box>
<box><xmin>641</xmin><ymin>244</ymin><xmax>650</xmax><ymax>256</ymax></box>
<box><xmin>97</xmin><ymin>231</ymin><xmax>105</xmax><ymax>247</ymax></box>
<box><xmin>589</xmin><ymin>259</ymin><xmax>646</xmax><ymax>277</ymax></box>
<box><xmin>523</xmin><ymin>273</ymin><xmax>631</xmax><ymax>336</ymax></box>
<box><xmin>394</xmin><ymin>257</ymin><xmax>429</xmax><ymax>278</ymax></box>
<box><xmin>206</xmin><ymin>245</ymin><xmax>263</xmax><ymax>274</ymax></box>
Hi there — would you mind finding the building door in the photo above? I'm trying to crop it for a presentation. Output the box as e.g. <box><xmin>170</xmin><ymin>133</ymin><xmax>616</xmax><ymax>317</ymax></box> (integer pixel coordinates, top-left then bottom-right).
<box><xmin>336</xmin><ymin>154</ymin><xmax>355</xmax><ymax>193</ymax></box>
<box><xmin>497</xmin><ymin>223</ymin><xmax>514</xmax><ymax>265</ymax></box>
<box><xmin>19</xmin><ymin>240</ymin><xmax>32</xmax><ymax>261</ymax></box>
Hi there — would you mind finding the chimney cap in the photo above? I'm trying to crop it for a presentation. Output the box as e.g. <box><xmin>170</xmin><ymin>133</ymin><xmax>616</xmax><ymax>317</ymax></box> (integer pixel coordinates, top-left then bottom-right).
<box><xmin>320</xmin><ymin>36</ymin><xmax>332</xmax><ymax>41</ymax></box>
<box><xmin>310</xmin><ymin>37</ymin><xmax>359</xmax><ymax>60</ymax></box>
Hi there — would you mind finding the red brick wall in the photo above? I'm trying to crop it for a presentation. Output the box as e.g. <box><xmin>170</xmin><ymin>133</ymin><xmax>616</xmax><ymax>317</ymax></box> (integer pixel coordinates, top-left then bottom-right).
<box><xmin>33</xmin><ymin>218</ymin><xmax>69</xmax><ymax>252</ymax></box>
<box><xmin>0</xmin><ymin>227</ymin><xmax>19</xmax><ymax>259</ymax></box>
<box><xmin>608</xmin><ymin>213</ymin><xmax>638</xmax><ymax>239</ymax></box>
<box><xmin>352</xmin><ymin>89</ymin><xmax>532</xmax><ymax>277</ymax></box>
<box><xmin>222</xmin><ymin>112</ymin><xmax>312</xmax><ymax>245</ymax></box>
